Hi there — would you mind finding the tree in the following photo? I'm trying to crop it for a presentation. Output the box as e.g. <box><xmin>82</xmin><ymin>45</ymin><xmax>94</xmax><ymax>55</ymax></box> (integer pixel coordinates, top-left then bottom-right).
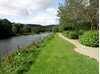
<box><xmin>52</xmin><ymin>26</ymin><xmax>59</xmax><ymax>32</ymax></box>
<box><xmin>12</xmin><ymin>23</ymin><xmax>21</xmax><ymax>34</ymax></box>
<box><xmin>58</xmin><ymin>0</ymin><xmax>99</xmax><ymax>30</ymax></box>
<box><xmin>12</xmin><ymin>24</ymin><xmax>17</xmax><ymax>34</ymax></box>
<box><xmin>83</xmin><ymin>0</ymin><xmax>99</xmax><ymax>29</ymax></box>
<box><xmin>0</xmin><ymin>19</ymin><xmax>13</xmax><ymax>38</ymax></box>
<box><xmin>22</xmin><ymin>26</ymin><xmax>31</xmax><ymax>33</ymax></box>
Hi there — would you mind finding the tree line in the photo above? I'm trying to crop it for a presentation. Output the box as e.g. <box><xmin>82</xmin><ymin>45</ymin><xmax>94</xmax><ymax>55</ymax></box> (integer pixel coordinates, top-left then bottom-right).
<box><xmin>0</xmin><ymin>19</ymin><xmax>56</xmax><ymax>39</ymax></box>
<box><xmin>53</xmin><ymin>0</ymin><xmax>99</xmax><ymax>32</ymax></box>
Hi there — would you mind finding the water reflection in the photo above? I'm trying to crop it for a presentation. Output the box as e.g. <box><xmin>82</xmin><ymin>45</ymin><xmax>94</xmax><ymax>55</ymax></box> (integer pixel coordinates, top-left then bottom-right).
<box><xmin>0</xmin><ymin>33</ymin><xmax>49</xmax><ymax>57</ymax></box>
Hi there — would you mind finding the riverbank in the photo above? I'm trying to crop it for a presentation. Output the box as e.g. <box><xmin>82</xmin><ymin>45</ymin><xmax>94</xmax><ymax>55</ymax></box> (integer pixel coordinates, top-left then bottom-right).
<box><xmin>0</xmin><ymin>33</ymin><xmax>54</xmax><ymax>74</ymax></box>
<box><xmin>27</xmin><ymin>34</ymin><xmax>98</xmax><ymax>74</ymax></box>
<box><xmin>0</xmin><ymin>34</ymin><xmax>99</xmax><ymax>74</ymax></box>
<box><xmin>0</xmin><ymin>33</ymin><xmax>49</xmax><ymax>57</ymax></box>
<box><xmin>0</xmin><ymin>32</ymin><xmax>49</xmax><ymax>40</ymax></box>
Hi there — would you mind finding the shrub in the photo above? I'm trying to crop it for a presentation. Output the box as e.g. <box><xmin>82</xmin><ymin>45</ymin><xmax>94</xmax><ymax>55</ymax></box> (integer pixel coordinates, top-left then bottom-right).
<box><xmin>79</xmin><ymin>30</ymin><xmax>99</xmax><ymax>47</ymax></box>
<box><xmin>68</xmin><ymin>31</ymin><xmax>78</xmax><ymax>39</ymax></box>
<box><xmin>66</xmin><ymin>31</ymin><xmax>79</xmax><ymax>39</ymax></box>
<box><xmin>63</xmin><ymin>30</ymin><xmax>88</xmax><ymax>39</ymax></box>
<box><xmin>52</xmin><ymin>27</ymin><xmax>59</xmax><ymax>32</ymax></box>
<box><xmin>77</xmin><ymin>30</ymin><xmax>85</xmax><ymax>36</ymax></box>
<box><xmin>63</xmin><ymin>31</ymin><xmax>69</xmax><ymax>37</ymax></box>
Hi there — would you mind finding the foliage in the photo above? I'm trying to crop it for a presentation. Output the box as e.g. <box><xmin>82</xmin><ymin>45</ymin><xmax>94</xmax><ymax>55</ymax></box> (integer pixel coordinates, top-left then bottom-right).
<box><xmin>52</xmin><ymin>26</ymin><xmax>59</xmax><ymax>32</ymax></box>
<box><xmin>66</xmin><ymin>31</ymin><xmax>79</xmax><ymax>39</ymax></box>
<box><xmin>57</xmin><ymin>0</ymin><xmax>99</xmax><ymax>31</ymax></box>
<box><xmin>75</xmin><ymin>22</ymin><xmax>91</xmax><ymax>30</ymax></box>
<box><xmin>12</xmin><ymin>23</ymin><xmax>22</xmax><ymax>34</ymax></box>
<box><xmin>79</xmin><ymin>30</ymin><xmax>99</xmax><ymax>47</ymax></box>
<box><xmin>28</xmin><ymin>34</ymin><xmax>98</xmax><ymax>74</ymax></box>
<box><xmin>22</xmin><ymin>26</ymin><xmax>31</xmax><ymax>33</ymax></box>
<box><xmin>63</xmin><ymin>30</ymin><xmax>83</xmax><ymax>39</ymax></box>
<box><xmin>0</xmin><ymin>19</ymin><xmax>13</xmax><ymax>39</ymax></box>
<box><xmin>0</xmin><ymin>34</ymin><xmax>54</xmax><ymax>74</ymax></box>
<box><xmin>0</xmin><ymin>18</ymin><xmax>56</xmax><ymax>39</ymax></box>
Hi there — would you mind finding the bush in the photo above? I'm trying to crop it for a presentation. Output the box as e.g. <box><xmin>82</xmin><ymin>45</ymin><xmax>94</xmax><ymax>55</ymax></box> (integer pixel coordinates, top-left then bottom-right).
<box><xmin>64</xmin><ymin>30</ymin><xmax>87</xmax><ymax>39</ymax></box>
<box><xmin>77</xmin><ymin>30</ymin><xmax>85</xmax><ymax>36</ymax></box>
<box><xmin>65</xmin><ymin>31</ymin><xmax>79</xmax><ymax>39</ymax></box>
<box><xmin>79</xmin><ymin>30</ymin><xmax>99</xmax><ymax>47</ymax></box>
<box><xmin>52</xmin><ymin>27</ymin><xmax>59</xmax><ymax>32</ymax></box>
<box><xmin>63</xmin><ymin>31</ymin><xmax>69</xmax><ymax>37</ymax></box>
<box><xmin>68</xmin><ymin>31</ymin><xmax>78</xmax><ymax>39</ymax></box>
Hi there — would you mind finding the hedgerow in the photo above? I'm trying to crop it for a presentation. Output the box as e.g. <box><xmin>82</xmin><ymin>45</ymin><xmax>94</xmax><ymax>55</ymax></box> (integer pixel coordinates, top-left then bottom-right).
<box><xmin>79</xmin><ymin>30</ymin><xmax>99</xmax><ymax>47</ymax></box>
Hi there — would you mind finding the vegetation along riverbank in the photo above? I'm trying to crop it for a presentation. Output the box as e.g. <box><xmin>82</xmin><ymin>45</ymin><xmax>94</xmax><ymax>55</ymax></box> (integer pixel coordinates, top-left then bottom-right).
<box><xmin>0</xmin><ymin>33</ymin><xmax>54</xmax><ymax>74</ymax></box>
<box><xmin>0</xmin><ymin>33</ymin><xmax>98</xmax><ymax>74</ymax></box>
<box><xmin>0</xmin><ymin>0</ymin><xmax>99</xmax><ymax>74</ymax></box>
<box><xmin>27</xmin><ymin>34</ymin><xmax>98</xmax><ymax>74</ymax></box>
<box><xmin>0</xmin><ymin>19</ymin><xmax>56</xmax><ymax>39</ymax></box>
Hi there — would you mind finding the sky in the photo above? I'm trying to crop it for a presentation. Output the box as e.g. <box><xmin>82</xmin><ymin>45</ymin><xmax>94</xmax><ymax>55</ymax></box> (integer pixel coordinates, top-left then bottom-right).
<box><xmin>0</xmin><ymin>0</ymin><xmax>65</xmax><ymax>25</ymax></box>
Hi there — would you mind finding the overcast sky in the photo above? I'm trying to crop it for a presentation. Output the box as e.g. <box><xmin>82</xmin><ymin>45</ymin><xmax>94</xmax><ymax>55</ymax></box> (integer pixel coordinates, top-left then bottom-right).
<box><xmin>0</xmin><ymin>0</ymin><xmax>64</xmax><ymax>25</ymax></box>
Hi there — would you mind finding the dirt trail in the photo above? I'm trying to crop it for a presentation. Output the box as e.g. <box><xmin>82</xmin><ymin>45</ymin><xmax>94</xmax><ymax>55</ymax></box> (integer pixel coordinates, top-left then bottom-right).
<box><xmin>59</xmin><ymin>33</ymin><xmax>99</xmax><ymax>62</ymax></box>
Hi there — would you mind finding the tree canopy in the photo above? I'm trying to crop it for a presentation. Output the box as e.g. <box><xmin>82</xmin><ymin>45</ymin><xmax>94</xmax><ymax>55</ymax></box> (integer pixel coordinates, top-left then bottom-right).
<box><xmin>57</xmin><ymin>0</ymin><xmax>99</xmax><ymax>31</ymax></box>
<box><xmin>0</xmin><ymin>19</ymin><xmax>13</xmax><ymax>39</ymax></box>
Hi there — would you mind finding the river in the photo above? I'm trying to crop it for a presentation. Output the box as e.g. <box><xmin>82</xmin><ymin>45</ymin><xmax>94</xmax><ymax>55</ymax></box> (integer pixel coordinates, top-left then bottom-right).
<box><xmin>0</xmin><ymin>33</ymin><xmax>49</xmax><ymax>57</ymax></box>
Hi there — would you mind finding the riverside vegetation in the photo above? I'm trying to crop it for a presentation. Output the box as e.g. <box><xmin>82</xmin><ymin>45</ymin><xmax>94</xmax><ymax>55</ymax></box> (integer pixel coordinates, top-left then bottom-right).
<box><xmin>0</xmin><ymin>0</ymin><xmax>99</xmax><ymax>74</ymax></box>
<box><xmin>27</xmin><ymin>34</ymin><xmax>98</xmax><ymax>74</ymax></box>
<box><xmin>0</xmin><ymin>34</ymin><xmax>54</xmax><ymax>74</ymax></box>
<box><xmin>0</xmin><ymin>18</ymin><xmax>56</xmax><ymax>39</ymax></box>
<box><xmin>0</xmin><ymin>33</ymin><xmax>99</xmax><ymax>74</ymax></box>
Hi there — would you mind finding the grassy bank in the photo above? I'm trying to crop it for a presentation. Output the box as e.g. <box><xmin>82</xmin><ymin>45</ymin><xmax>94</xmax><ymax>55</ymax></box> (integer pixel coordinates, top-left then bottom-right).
<box><xmin>0</xmin><ymin>34</ymin><xmax>54</xmax><ymax>74</ymax></box>
<box><xmin>27</xmin><ymin>34</ymin><xmax>98</xmax><ymax>74</ymax></box>
<box><xmin>0</xmin><ymin>33</ymin><xmax>99</xmax><ymax>74</ymax></box>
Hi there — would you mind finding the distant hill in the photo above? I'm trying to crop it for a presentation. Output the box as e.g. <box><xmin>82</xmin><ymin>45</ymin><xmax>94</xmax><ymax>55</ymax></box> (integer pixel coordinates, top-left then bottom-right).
<box><xmin>0</xmin><ymin>18</ymin><xmax>57</xmax><ymax>39</ymax></box>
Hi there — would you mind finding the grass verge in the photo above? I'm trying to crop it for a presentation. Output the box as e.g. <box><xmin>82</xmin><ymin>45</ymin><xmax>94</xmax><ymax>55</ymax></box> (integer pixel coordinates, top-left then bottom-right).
<box><xmin>27</xmin><ymin>34</ymin><xmax>98</xmax><ymax>74</ymax></box>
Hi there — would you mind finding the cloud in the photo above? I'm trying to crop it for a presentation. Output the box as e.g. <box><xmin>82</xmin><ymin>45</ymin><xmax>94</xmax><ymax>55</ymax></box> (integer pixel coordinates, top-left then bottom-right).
<box><xmin>0</xmin><ymin>0</ymin><xmax>58</xmax><ymax>25</ymax></box>
<box><xmin>0</xmin><ymin>0</ymin><xmax>53</xmax><ymax>16</ymax></box>
<box><xmin>12</xmin><ymin>8</ymin><xmax>58</xmax><ymax>25</ymax></box>
<box><xmin>46</xmin><ymin>8</ymin><xmax>57</xmax><ymax>15</ymax></box>
<box><xmin>31</xmin><ymin>8</ymin><xmax>58</xmax><ymax>25</ymax></box>
<box><xmin>30</xmin><ymin>8</ymin><xmax>58</xmax><ymax>25</ymax></box>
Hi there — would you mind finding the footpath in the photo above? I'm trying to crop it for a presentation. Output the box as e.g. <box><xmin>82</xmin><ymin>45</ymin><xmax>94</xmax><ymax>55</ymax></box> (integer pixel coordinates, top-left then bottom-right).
<box><xmin>59</xmin><ymin>33</ymin><xmax>99</xmax><ymax>62</ymax></box>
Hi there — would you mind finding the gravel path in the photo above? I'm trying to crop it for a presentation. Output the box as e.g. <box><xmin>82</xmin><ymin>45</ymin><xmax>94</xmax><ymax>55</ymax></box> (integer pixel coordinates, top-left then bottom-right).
<box><xmin>59</xmin><ymin>33</ymin><xmax>99</xmax><ymax>62</ymax></box>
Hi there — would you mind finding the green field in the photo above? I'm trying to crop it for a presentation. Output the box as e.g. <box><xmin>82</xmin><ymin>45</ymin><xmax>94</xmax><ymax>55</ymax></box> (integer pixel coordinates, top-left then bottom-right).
<box><xmin>27</xmin><ymin>34</ymin><xmax>98</xmax><ymax>74</ymax></box>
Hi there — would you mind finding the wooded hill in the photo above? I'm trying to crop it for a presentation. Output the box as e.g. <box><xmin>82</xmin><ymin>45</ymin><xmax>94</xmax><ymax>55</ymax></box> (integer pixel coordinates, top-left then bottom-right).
<box><xmin>0</xmin><ymin>19</ymin><xmax>56</xmax><ymax>39</ymax></box>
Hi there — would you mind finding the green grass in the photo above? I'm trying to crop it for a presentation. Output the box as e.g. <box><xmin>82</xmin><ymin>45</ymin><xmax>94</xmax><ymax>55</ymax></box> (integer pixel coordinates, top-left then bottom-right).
<box><xmin>27</xmin><ymin>34</ymin><xmax>98</xmax><ymax>74</ymax></box>
<box><xmin>0</xmin><ymin>34</ymin><xmax>54</xmax><ymax>74</ymax></box>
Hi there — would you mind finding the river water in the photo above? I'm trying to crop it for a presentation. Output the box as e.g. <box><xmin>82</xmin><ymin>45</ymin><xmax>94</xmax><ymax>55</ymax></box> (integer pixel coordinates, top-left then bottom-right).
<box><xmin>0</xmin><ymin>33</ymin><xmax>49</xmax><ymax>57</ymax></box>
